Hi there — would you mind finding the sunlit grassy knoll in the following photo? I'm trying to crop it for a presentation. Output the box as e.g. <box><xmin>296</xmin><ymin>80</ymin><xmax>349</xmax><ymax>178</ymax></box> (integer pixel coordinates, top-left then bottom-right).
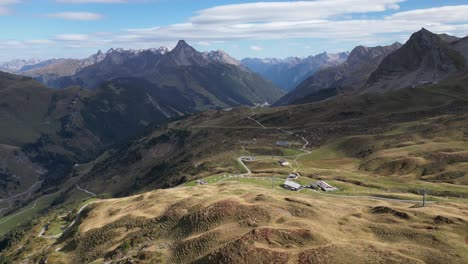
<box><xmin>15</xmin><ymin>181</ymin><xmax>466</xmax><ymax>263</ymax></box>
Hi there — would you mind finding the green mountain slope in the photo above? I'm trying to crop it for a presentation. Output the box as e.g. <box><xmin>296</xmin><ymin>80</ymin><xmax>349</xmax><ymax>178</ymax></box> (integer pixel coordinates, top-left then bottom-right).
<box><xmin>67</xmin><ymin>73</ymin><xmax>468</xmax><ymax>199</ymax></box>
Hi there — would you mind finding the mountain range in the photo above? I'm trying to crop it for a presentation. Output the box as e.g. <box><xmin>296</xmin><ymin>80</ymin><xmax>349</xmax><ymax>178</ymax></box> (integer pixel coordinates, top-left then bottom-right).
<box><xmin>274</xmin><ymin>42</ymin><xmax>402</xmax><ymax>105</ymax></box>
<box><xmin>0</xmin><ymin>58</ymin><xmax>41</xmax><ymax>73</ymax></box>
<box><xmin>241</xmin><ymin>51</ymin><xmax>349</xmax><ymax>91</ymax></box>
<box><xmin>275</xmin><ymin>29</ymin><xmax>468</xmax><ymax>106</ymax></box>
<box><xmin>0</xmin><ymin>28</ymin><xmax>468</xmax><ymax>263</ymax></box>
<box><xmin>51</xmin><ymin>41</ymin><xmax>282</xmax><ymax>106</ymax></box>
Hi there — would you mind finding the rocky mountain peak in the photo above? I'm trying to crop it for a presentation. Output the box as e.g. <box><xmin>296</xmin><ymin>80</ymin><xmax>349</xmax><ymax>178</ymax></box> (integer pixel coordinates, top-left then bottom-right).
<box><xmin>203</xmin><ymin>49</ymin><xmax>241</xmax><ymax>66</ymax></box>
<box><xmin>347</xmin><ymin>43</ymin><xmax>401</xmax><ymax>68</ymax></box>
<box><xmin>89</xmin><ymin>49</ymin><xmax>106</xmax><ymax>62</ymax></box>
<box><xmin>167</xmin><ymin>40</ymin><xmax>203</xmax><ymax>66</ymax></box>
<box><xmin>409</xmin><ymin>28</ymin><xmax>442</xmax><ymax>47</ymax></box>
<box><xmin>172</xmin><ymin>40</ymin><xmax>196</xmax><ymax>54</ymax></box>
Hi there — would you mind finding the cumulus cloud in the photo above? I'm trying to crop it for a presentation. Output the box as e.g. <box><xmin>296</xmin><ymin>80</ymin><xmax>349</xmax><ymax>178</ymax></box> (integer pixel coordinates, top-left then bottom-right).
<box><xmin>48</xmin><ymin>12</ymin><xmax>104</xmax><ymax>20</ymax></box>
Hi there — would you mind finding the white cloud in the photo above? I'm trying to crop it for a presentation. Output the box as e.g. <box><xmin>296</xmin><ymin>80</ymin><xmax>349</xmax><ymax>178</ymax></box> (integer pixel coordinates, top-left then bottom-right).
<box><xmin>0</xmin><ymin>0</ymin><xmax>19</xmax><ymax>15</ymax></box>
<box><xmin>55</xmin><ymin>0</ymin><xmax>127</xmax><ymax>3</ymax></box>
<box><xmin>196</xmin><ymin>41</ymin><xmax>212</xmax><ymax>46</ymax></box>
<box><xmin>250</xmin><ymin>45</ymin><xmax>262</xmax><ymax>51</ymax></box>
<box><xmin>3</xmin><ymin>1</ymin><xmax>468</xmax><ymax>60</ymax></box>
<box><xmin>191</xmin><ymin>0</ymin><xmax>405</xmax><ymax>24</ymax></box>
<box><xmin>0</xmin><ymin>6</ymin><xmax>10</xmax><ymax>15</ymax></box>
<box><xmin>387</xmin><ymin>5</ymin><xmax>468</xmax><ymax>23</ymax></box>
<box><xmin>48</xmin><ymin>12</ymin><xmax>104</xmax><ymax>20</ymax></box>
<box><xmin>24</xmin><ymin>39</ymin><xmax>55</xmax><ymax>45</ymax></box>
<box><xmin>117</xmin><ymin>2</ymin><xmax>468</xmax><ymax>44</ymax></box>
<box><xmin>0</xmin><ymin>0</ymin><xmax>20</xmax><ymax>4</ymax></box>
<box><xmin>55</xmin><ymin>34</ymin><xmax>90</xmax><ymax>41</ymax></box>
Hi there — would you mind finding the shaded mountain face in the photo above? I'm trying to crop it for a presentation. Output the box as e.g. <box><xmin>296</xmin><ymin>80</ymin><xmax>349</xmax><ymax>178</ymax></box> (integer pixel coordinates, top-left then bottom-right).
<box><xmin>0</xmin><ymin>42</ymin><xmax>282</xmax><ymax>202</ymax></box>
<box><xmin>0</xmin><ymin>71</ymin><xmax>191</xmax><ymax>199</ymax></box>
<box><xmin>48</xmin><ymin>40</ymin><xmax>283</xmax><ymax>109</ymax></box>
<box><xmin>274</xmin><ymin>43</ymin><xmax>401</xmax><ymax>106</ymax></box>
<box><xmin>366</xmin><ymin>29</ymin><xmax>466</xmax><ymax>92</ymax></box>
<box><xmin>242</xmin><ymin>52</ymin><xmax>349</xmax><ymax>91</ymax></box>
<box><xmin>452</xmin><ymin>36</ymin><xmax>468</xmax><ymax>63</ymax></box>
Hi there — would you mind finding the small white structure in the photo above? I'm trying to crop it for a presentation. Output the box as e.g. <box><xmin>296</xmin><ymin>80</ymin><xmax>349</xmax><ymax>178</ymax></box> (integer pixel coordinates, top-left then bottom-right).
<box><xmin>288</xmin><ymin>172</ymin><xmax>300</xmax><ymax>180</ymax></box>
<box><xmin>195</xmin><ymin>180</ymin><xmax>208</xmax><ymax>185</ymax></box>
<box><xmin>311</xmin><ymin>181</ymin><xmax>338</xmax><ymax>192</ymax></box>
<box><xmin>279</xmin><ymin>160</ymin><xmax>290</xmax><ymax>166</ymax></box>
<box><xmin>242</xmin><ymin>156</ymin><xmax>255</xmax><ymax>162</ymax></box>
<box><xmin>283</xmin><ymin>181</ymin><xmax>303</xmax><ymax>191</ymax></box>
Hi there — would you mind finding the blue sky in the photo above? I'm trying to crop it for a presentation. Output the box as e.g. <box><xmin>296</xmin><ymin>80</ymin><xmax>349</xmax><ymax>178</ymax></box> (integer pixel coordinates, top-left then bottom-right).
<box><xmin>1</xmin><ymin>0</ymin><xmax>468</xmax><ymax>61</ymax></box>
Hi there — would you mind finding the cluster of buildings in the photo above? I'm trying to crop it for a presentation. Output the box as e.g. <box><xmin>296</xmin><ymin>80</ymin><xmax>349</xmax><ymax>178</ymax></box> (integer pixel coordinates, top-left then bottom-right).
<box><xmin>283</xmin><ymin>178</ymin><xmax>338</xmax><ymax>192</ymax></box>
<box><xmin>310</xmin><ymin>181</ymin><xmax>339</xmax><ymax>192</ymax></box>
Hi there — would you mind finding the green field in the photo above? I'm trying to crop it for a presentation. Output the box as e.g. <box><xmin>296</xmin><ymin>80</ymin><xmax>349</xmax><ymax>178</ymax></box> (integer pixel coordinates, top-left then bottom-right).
<box><xmin>0</xmin><ymin>193</ymin><xmax>59</xmax><ymax>237</ymax></box>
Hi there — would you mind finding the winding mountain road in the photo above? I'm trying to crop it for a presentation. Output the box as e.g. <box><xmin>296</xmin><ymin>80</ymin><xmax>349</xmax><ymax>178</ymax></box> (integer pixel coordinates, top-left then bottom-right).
<box><xmin>38</xmin><ymin>201</ymin><xmax>96</xmax><ymax>239</ymax></box>
<box><xmin>38</xmin><ymin>185</ymin><xmax>97</xmax><ymax>239</ymax></box>
<box><xmin>76</xmin><ymin>184</ymin><xmax>97</xmax><ymax>197</ymax></box>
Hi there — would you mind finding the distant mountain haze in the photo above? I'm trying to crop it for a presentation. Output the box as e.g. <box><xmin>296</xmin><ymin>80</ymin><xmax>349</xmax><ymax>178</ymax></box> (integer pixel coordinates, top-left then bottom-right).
<box><xmin>241</xmin><ymin>51</ymin><xmax>349</xmax><ymax>91</ymax></box>
<box><xmin>0</xmin><ymin>58</ymin><xmax>41</xmax><ymax>73</ymax></box>
<box><xmin>274</xmin><ymin>42</ymin><xmax>402</xmax><ymax>106</ymax></box>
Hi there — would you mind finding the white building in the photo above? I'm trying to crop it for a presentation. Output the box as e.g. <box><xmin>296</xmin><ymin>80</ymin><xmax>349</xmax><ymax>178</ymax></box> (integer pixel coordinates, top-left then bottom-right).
<box><xmin>311</xmin><ymin>181</ymin><xmax>338</xmax><ymax>192</ymax></box>
<box><xmin>283</xmin><ymin>181</ymin><xmax>303</xmax><ymax>191</ymax></box>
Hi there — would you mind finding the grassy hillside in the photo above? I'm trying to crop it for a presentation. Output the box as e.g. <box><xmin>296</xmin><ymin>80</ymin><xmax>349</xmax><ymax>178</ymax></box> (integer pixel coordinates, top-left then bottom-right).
<box><xmin>67</xmin><ymin>73</ymin><xmax>468</xmax><ymax>200</ymax></box>
<box><xmin>0</xmin><ymin>72</ymin><xmax>184</xmax><ymax>219</ymax></box>
<box><xmin>1</xmin><ymin>182</ymin><xmax>466</xmax><ymax>263</ymax></box>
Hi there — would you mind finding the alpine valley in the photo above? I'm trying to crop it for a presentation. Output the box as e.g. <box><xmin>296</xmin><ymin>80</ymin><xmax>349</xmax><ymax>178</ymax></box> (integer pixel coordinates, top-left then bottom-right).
<box><xmin>0</xmin><ymin>28</ymin><xmax>467</xmax><ymax>264</ymax></box>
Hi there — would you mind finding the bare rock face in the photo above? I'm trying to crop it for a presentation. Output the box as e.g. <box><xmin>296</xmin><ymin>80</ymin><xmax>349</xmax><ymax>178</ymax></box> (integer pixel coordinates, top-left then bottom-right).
<box><xmin>366</xmin><ymin>28</ymin><xmax>466</xmax><ymax>92</ymax></box>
